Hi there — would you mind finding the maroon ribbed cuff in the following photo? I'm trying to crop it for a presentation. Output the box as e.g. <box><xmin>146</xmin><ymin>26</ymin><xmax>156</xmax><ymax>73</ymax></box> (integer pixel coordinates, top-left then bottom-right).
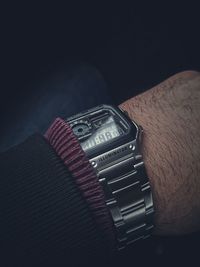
<box><xmin>45</xmin><ymin>118</ymin><xmax>115</xmax><ymax>248</ymax></box>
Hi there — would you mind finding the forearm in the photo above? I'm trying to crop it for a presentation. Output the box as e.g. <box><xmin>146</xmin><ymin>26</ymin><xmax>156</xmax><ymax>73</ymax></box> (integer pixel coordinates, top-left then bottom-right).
<box><xmin>120</xmin><ymin>71</ymin><xmax>200</xmax><ymax>235</ymax></box>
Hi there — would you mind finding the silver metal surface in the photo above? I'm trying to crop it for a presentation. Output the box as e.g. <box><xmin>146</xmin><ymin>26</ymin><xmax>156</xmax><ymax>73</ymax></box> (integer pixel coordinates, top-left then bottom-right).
<box><xmin>67</xmin><ymin>105</ymin><xmax>154</xmax><ymax>250</ymax></box>
<box><xmin>90</xmin><ymin>130</ymin><xmax>154</xmax><ymax>250</ymax></box>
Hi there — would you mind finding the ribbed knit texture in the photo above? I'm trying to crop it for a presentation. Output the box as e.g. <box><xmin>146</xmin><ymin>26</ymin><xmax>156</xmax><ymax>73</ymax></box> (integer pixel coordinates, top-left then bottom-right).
<box><xmin>45</xmin><ymin>118</ymin><xmax>115</xmax><ymax>249</ymax></box>
<box><xmin>0</xmin><ymin>135</ymin><xmax>109</xmax><ymax>266</ymax></box>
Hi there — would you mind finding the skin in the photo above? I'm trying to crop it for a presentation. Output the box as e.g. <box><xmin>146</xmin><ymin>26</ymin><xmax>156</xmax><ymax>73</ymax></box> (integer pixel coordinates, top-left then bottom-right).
<box><xmin>120</xmin><ymin>71</ymin><xmax>200</xmax><ymax>236</ymax></box>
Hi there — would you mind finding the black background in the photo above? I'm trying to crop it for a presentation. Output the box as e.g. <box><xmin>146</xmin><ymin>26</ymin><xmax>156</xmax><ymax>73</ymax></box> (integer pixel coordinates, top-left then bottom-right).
<box><xmin>1</xmin><ymin>2</ymin><xmax>200</xmax><ymax>266</ymax></box>
<box><xmin>1</xmin><ymin>2</ymin><xmax>200</xmax><ymax>105</ymax></box>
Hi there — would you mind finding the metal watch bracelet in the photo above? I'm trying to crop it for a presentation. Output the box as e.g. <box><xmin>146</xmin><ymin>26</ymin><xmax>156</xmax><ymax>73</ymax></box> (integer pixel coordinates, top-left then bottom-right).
<box><xmin>90</xmin><ymin>140</ymin><xmax>154</xmax><ymax>250</ymax></box>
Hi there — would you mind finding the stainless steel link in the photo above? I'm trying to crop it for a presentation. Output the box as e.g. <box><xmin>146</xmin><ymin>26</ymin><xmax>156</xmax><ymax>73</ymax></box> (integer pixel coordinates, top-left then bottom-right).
<box><xmin>90</xmin><ymin>141</ymin><xmax>154</xmax><ymax>250</ymax></box>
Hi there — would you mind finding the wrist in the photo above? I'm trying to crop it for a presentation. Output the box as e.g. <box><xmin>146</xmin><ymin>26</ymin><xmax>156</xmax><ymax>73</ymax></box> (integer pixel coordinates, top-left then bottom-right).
<box><xmin>119</xmin><ymin>71</ymin><xmax>200</xmax><ymax>236</ymax></box>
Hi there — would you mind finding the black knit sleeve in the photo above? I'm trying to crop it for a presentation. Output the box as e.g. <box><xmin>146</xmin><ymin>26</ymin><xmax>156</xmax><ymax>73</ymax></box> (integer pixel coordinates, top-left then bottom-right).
<box><xmin>0</xmin><ymin>134</ymin><xmax>109</xmax><ymax>267</ymax></box>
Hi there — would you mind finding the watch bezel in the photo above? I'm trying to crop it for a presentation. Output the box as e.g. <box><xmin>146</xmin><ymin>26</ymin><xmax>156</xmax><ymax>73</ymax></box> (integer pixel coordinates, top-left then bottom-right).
<box><xmin>67</xmin><ymin>104</ymin><xmax>140</xmax><ymax>158</ymax></box>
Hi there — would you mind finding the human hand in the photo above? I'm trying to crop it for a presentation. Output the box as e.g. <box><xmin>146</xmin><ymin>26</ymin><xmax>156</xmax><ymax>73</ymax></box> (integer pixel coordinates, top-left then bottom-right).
<box><xmin>120</xmin><ymin>71</ymin><xmax>200</xmax><ymax>236</ymax></box>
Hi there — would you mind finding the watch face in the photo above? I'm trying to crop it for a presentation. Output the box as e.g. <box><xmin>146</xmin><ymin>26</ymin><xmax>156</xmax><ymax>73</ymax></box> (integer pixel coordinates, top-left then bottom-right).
<box><xmin>68</xmin><ymin>105</ymin><xmax>137</xmax><ymax>157</ymax></box>
<box><xmin>81</xmin><ymin>115</ymin><xmax>124</xmax><ymax>152</ymax></box>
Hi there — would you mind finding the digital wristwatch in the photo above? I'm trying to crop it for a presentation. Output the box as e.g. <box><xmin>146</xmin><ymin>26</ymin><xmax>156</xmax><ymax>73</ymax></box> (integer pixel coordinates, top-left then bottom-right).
<box><xmin>66</xmin><ymin>104</ymin><xmax>154</xmax><ymax>250</ymax></box>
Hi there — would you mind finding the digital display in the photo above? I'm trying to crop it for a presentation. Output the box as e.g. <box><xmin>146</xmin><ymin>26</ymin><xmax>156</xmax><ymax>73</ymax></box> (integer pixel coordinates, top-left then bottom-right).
<box><xmin>81</xmin><ymin>116</ymin><xmax>124</xmax><ymax>151</ymax></box>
